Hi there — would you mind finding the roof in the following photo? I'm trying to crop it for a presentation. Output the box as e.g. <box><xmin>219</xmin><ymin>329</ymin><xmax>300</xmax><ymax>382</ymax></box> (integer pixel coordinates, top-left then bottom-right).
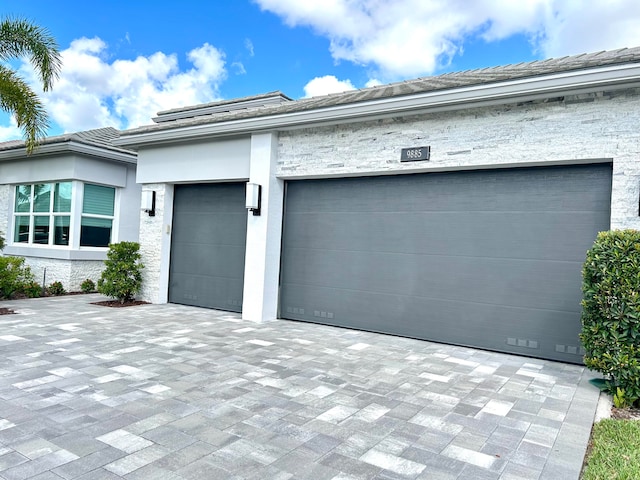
<box><xmin>119</xmin><ymin>46</ymin><xmax>640</xmax><ymax>141</ymax></box>
<box><xmin>153</xmin><ymin>91</ymin><xmax>293</xmax><ymax>122</ymax></box>
<box><xmin>0</xmin><ymin>127</ymin><xmax>136</xmax><ymax>163</ymax></box>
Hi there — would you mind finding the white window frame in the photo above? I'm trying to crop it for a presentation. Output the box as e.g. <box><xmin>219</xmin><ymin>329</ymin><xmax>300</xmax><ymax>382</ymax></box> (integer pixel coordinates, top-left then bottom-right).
<box><xmin>9</xmin><ymin>180</ymin><xmax>118</xmax><ymax>251</ymax></box>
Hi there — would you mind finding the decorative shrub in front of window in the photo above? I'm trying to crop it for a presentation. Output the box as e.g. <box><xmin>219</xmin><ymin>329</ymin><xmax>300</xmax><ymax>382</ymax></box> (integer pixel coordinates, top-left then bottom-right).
<box><xmin>12</xmin><ymin>182</ymin><xmax>115</xmax><ymax>248</ymax></box>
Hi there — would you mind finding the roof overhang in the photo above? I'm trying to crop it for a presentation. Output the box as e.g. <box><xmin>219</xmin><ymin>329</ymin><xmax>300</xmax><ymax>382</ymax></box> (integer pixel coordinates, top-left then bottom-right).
<box><xmin>0</xmin><ymin>141</ymin><xmax>137</xmax><ymax>164</ymax></box>
<box><xmin>116</xmin><ymin>63</ymin><xmax>640</xmax><ymax>149</ymax></box>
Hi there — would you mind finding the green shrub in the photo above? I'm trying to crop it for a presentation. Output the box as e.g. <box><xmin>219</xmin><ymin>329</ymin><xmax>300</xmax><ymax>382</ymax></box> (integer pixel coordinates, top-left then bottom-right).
<box><xmin>80</xmin><ymin>278</ymin><xmax>96</xmax><ymax>293</ymax></box>
<box><xmin>20</xmin><ymin>280</ymin><xmax>42</xmax><ymax>298</ymax></box>
<box><xmin>0</xmin><ymin>256</ymin><xmax>35</xmax><ymax>299</ymax></box>
<box><xmin>47</xmin><ymin>281</ymin><xmax>65</xmax><ymax>295</ymax></box>
<box><xmin>97</xmin><ymin>241</ymin><xmax>143</xmax><ymax>303</ymax></box>
<box><xmin>580</xmin><ymin>229</ymin><xmax>640</xmax><ymax>406</ymax></box>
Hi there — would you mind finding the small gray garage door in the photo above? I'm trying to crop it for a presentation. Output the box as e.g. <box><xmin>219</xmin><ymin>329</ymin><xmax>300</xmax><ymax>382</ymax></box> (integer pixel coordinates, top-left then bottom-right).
<box><xmin>169</xmin><ymin>183</ymin><xmax>247</xmax><ymax>312</ymax></box>
<box><xmin>280</xmin><ymin>164</ymin><xmax>612</xmax><ymax>363</ymax></box>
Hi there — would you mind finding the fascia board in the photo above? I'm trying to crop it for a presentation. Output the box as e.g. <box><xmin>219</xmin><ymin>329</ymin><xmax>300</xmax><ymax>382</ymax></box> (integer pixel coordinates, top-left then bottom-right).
<box><xmin>116</xmin><ymin>63</ymin><xmax>640</xmax><ymax>148</ymax></box>
<box><xmin>0</xmin><ymin>141</ymin><xmax>136</xmax><ymax>164</ymax></box>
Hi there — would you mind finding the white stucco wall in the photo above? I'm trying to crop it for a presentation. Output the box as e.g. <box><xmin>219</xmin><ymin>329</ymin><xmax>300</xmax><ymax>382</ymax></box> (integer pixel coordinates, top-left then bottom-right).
<box><xmin>242</xmin><ymin>133</ymin><xmax>284</xmax><ymax>322</ymax></box>
<box><xmin>0</xmin><ymin>154</ymin><xmax>129</xmax><ymax>187</ymax></box>
<box><xmin>136</xmin><ymin>137</ymin><xmax>251</xmax><ymax>184</ymax></box>
<box><xmin>117</xmin><ymin>163</ymin><xmax>142</xmax><ymax>242</ymax></box>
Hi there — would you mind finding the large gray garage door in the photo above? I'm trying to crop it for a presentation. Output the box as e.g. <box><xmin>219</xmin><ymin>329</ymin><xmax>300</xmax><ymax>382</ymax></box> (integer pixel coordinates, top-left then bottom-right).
<box><xmin>169</xmin><ymin>183</ymin><xmax>247</xmax><ymax>312</ymax></box>
<box><xmin>280</xmin><ymin>164</ymin><xmax>612</xmax><ymax>363</ymax></box>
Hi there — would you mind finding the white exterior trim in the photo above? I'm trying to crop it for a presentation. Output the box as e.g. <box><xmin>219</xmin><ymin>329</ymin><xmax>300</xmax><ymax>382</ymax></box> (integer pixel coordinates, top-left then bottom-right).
<box><xmin>0</xmin><ymin>141</ymin><xmax>135</xmax><ymax>163</ymax></box>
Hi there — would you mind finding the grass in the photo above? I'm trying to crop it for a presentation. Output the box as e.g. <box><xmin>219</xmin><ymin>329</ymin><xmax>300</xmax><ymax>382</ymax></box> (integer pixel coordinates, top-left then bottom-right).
<box><xmin>581</xmin><ymin>419</ymin><xmax>640</xmax><ymax>479</ymax></box>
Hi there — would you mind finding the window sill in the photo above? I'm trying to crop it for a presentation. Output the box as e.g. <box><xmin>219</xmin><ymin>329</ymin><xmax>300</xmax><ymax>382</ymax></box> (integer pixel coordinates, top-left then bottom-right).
<box><xmin>4</xmin><ymin>245</ymin><xmax>108</xmax><ymax>261</ymax></box>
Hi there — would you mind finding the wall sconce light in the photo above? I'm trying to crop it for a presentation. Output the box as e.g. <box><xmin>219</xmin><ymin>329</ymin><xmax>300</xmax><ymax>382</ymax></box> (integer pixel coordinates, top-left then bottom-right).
<box><xmin>141</xmin><ymin>190</ymin><xmax>156</xmax><ymax>217</ymax></box>
<box><xmin>245</xmin><ymin>182</ymin><xmax>261</xmax><ymax>216</ymax></box>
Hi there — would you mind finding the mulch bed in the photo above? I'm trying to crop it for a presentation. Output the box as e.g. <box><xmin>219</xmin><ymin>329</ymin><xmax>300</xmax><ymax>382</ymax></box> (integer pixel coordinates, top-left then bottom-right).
<box><xmin>91</xmin><ymin>300</ymin><xmax>150</xmax><ymax>308</ymax></box>
<box><xmin>611</xmin><ymin>407</ymin><xmax>640</xmax><ymax>420</ymax></box>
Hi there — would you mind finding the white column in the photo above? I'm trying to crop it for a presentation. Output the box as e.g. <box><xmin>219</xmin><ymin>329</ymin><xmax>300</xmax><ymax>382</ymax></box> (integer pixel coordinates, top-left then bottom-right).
<box><xmin>242</xmin><ymin>132</ymin><xmax>284</xmax><ymax>322</ymax></box>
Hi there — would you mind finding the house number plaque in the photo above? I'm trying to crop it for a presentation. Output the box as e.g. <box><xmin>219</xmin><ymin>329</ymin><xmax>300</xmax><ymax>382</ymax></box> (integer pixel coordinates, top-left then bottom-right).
<box><xmin>400</xmin><ymin>146</ymin><xmax>430</xmax><ymax>162</ymax></box>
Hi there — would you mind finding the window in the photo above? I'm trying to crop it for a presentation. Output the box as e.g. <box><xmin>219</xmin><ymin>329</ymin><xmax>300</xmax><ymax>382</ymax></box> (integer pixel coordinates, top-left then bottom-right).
<box><xmin>14</xmin><ymin>182</ymin><xmax>71</xmax><ymax>245</ymax></box>
<box><xmin>81</xmin><ymin>184</ymin><xmax>115</xmax><ymax>247</ymax></box>
<box><xmin>12</xmin><ymin>182</ymin><xmax>116</xmax><ymax>248</ymax></box>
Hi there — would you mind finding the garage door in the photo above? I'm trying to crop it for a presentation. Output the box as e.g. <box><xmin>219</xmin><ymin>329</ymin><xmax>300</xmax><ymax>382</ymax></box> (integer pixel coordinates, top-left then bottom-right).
<box><xmin>169</xmin><ymin>183</ymin><xmax>247</xmax><ymax>311</ymax></box>
<box><xmin>280</xmin><ymin>164</ymin><xmax>612</xmax><ymax>363</ymax></box>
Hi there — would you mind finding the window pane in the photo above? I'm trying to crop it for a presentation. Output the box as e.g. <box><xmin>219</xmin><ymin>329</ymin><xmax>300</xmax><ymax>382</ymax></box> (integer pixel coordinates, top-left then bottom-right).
<box><xmin>14</xmin><ymin>185</ymin><xmax>31</xmax><ymax>212</ymax></box>
<box><xmin>33</xmin><ymin>184</ymin><xmax>52</xmax><ymax>212</ymax></box>
<box><xmin>33</xmin><ymin>216</ymin><xmax>50</xmax><ymax>244</ymax></box>
<box><xmin>14</xmin><ymin>216</ymin><xmax>29</xmax><ymax>243</ymax></box>
<box><xmin>83</xmin><ymin>184</ymin><xmax>115</xmax><ymax>216</ymax></box>
<box><xmin>54</xmin><ymin>216</ymin><xmax>70</xmax><ymax>246</ymax></box>
<box><xmin>80</xmin><ymin>217</ymin><xmax>112</xmax><ymax>247</ymax></box>
<box><xmin>54</xmin><ymin>182</ymin><xmax>72</xmax><ymax>212</ymax></box>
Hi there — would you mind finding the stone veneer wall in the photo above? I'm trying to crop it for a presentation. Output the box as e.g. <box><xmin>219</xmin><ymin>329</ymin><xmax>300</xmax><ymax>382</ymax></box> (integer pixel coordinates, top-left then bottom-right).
<box><xmin>21</xmin><ymin>257</ymin><xmax>104</xmax><ymax>292</ymax></box>
<box><xmin>276</xmin><ymin>88</ymin><xmax>640</xmax><ymax>231</ymax></box>
<box><xmin>0</xmin><ymin>184</ymin><xmax>9</xmax><ymax>242</ymax></box>
<box><xmin>138</xmin><ymin>183</ymin><xmax>169</xmax><ymax>303</ymax></box>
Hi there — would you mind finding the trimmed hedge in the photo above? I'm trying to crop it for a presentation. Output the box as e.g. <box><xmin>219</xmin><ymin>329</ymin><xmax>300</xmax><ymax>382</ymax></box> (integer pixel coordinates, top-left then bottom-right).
<box><xmin>580</xmin><ymin>229</ymin><xmax>640</xmax><ymax>406</ymax></box>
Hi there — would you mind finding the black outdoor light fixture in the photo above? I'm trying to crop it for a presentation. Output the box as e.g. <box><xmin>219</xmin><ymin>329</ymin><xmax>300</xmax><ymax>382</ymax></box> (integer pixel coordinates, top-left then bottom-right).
<box><xmin>141</xmin><ymin>190</ymin><xmax>156</xmax><ymax>217</ymax></box>
<box><xmin>246</xmin><ymin>182</ymin><xmax>261</xmax><ymax>216</ymax></box>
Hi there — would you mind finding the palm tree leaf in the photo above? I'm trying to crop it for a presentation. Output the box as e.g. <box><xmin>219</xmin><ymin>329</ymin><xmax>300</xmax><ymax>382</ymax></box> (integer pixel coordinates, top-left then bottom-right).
<box><xmin>0</xmin><ymin>64</ymin><xmax>49</xmax><ymax>153</ymax></box>
<box><xmin>0</xmin><ymin>17</ymin><xmax>61</xmax><ymax>91</ymax></box>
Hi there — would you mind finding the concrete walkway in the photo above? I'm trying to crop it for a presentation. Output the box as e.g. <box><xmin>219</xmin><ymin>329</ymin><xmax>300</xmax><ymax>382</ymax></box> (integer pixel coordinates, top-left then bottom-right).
<box><xmin>0</xmin><ymin>295</ymin><xmax>601</xmax><ymax>480</ymax></box>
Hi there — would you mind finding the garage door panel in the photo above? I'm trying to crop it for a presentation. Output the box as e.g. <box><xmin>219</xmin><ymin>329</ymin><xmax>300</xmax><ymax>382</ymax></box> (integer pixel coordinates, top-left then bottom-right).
<box><xmin>281</xmin><ymin>164</ymin><xmax>612</xmax><ymax>363</ymax></box>
<box><xmin>169</xmin><ymin>183</ymin><xmax>247</xmax><ymax>312</ymax></box>
<box><xmin>173</xmin><ymin>183</ymin><xmax>245</xmax><ymax>213</ymax></box>
<box><xmin>282</xmin><ymin>247</ymin><xmax>583</xmax><ymax>312</ymax></box>
<box><xmin>285</xmin><ymin>211</ymin><xmax>605</xmax><ymax>261</ymax></box>
<box><xmin>171</xmin><ymin>213</ymin><xmax>247</xmax><ymax>245</ymax></box>
<box><xmin>285</xmin><ymin>168</ymin><xmax>610</xmax><ymax>214</ymax></box>
<box><xmin>281</xmin><ymin>284</ymin><xmax>583</xmax><ymax>358</ymax></box>
<box><xmin>170</xmin><ymin>273</ymin><xmax>244</xmax><ymax>310</ymax></box>
<box><xmin>169</xmin><ymin>243</ymin><xmax>246</xmax><ymax>278</ymax></box>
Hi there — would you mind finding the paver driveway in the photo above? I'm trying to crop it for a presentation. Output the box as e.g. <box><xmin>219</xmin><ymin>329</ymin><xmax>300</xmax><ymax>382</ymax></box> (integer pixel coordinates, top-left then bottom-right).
<box><xmin>0</xmin><ymin>295</ymin><xmax>600</xmax><ymax>480</ymax></box>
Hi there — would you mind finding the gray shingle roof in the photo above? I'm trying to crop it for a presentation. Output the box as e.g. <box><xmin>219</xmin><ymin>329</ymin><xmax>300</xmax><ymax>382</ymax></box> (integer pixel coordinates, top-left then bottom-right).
<box><xmin>121</xmin><ymin>46</ymin><xmax>640</xmax><ymax>137</ymax></box>
<box><xmin>155</xmin><ymin>91</ymin><xmax>293</xmax><ymax>117</ymax></box>
<box><xmin>0</xmin><ymin>127</ymin><xmax>134</xmax><ymax>155</ymax></box>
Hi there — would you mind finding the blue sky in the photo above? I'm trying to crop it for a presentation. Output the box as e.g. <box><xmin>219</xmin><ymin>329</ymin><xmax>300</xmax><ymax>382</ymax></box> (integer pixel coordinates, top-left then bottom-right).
<box><xmin>2</xmin><ymin>0</ymin><xmax>640</xmax><ymax>140</ymax></box>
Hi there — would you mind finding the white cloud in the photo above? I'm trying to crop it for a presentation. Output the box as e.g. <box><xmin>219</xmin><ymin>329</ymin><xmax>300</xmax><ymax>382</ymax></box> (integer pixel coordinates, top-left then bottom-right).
<box><xmin>365</xmin><ymin>78</ymin><xmax>382</xmax><ymax>88</ymax></box>
<box><xmin>245</xmin><ymin>38</ymin><xmax>255</xmax><ymax>56</ymax></box>
<box><xmin>232</xmin><ymin>61</ymin><xmax>247</xmax><ymax>75</ymax></box>
<box><xmin>20</xmin><ymin>37</ymin><xmax>227</xmax><ymax>133</ymax></box>
<box><xmin>254</xmin><ymin>0</ymin><xmax>640</xmax><ymax>78</ymax></box>
<box><xmin>303</xmin><ymin>75</ymin><xmax>356</xmax><ymax>97</ymax></box>
<box><xmin>0</xmin><ymin>117</ymin><xmax>22</xmax><ymax>142</ymax></box>
<box><xmin>535</xmin><ymin>0</ymin><xmax>640</xmax><ymax>58</ymax></box>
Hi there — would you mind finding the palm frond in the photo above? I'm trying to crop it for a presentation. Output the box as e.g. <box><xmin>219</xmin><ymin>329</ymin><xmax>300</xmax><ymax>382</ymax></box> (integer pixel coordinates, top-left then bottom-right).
<box><xmin>0</xmin><ymin>17</ymin><xmax>61</xmax><ymax>91</ymax></box>
<box><xmin>0</xmin><ymin>64</ymin><xmax>49</xmax><ymax>153</ymax></box>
